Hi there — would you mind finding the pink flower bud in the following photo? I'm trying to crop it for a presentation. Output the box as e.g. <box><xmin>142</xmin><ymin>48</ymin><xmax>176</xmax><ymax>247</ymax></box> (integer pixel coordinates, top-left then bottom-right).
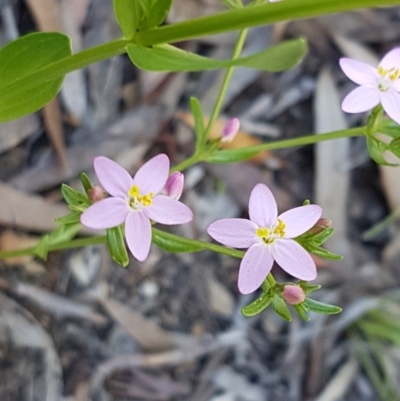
<box><xmin>88</xmin><ymin>186</ymin><xmax>105</xmax><ymax>203</ymax></box>
<box><xmin>221</xmin><ymin>118</ymin><xmax>240</xmax><ymax>142</ymax></box>
<box><xmin>281</xmin><ymin>285</ymin><xmax>306</xmax><ymax>305</ymax></box>
<box><xmin>163</xmin><ymin>172</ymin><xmax>184</xmax><ymax>200</ymax></box>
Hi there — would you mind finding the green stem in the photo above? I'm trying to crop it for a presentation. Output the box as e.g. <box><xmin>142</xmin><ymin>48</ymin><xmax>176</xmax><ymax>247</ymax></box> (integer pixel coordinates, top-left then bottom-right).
<box><xmin>204</xmin><ymin>28</ymin><xmax>249</xmax><ymax>140</ymax></box>
<box><xmin>134</xmin><ymin>0</ymin><xmax>400</xmax><ymax>46</ymax></box>
<box><xmin>210</xmin><ymin>126</ymin><xmax>366</xmax><ymax>162</ymax></box>
<box><xmin>170</xmin><ymin>154</ymin><xmax>201</xmax><ymax>173</ymax></box>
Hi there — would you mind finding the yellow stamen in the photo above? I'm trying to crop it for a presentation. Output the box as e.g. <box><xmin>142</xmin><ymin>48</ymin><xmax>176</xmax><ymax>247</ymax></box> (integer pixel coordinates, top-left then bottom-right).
<box><xmin>256</xmin><ymin>227</ymin><xmax>269</xmax><ymax>237</ymax></box>
<box><xmin>273</xmin><ymin>219</ymin><xmax>286</xmax><ymax>238</ymax></box>
<box><xmin>127</xmin><ymin>185</ymin><xmax>154</xmax><ymax>208</ymax></box>
<box><xmin>128</xmin><ymin>185</ymin><xmax>140</xmax><ymax>197</ymax></box>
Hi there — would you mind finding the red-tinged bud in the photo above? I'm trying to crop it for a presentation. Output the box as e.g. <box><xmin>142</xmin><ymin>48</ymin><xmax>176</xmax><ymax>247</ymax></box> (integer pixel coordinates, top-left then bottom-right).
<box><xmin>221</xmin><ymin>118</ymin><xmax>240</xmax><ymax>142</ymax></box>
<box><xmin>88</xmin><ymin>186</ymin><xmax>105</xmax><ymax>203</ymax></box>
<box><xmin>163</xmin><ymin>172</ymin><xmax>184</xmax><ymax>200</ymax></box>
<box><xmin>281</xmin><ymin>285</ymin><xmax>306</xmax><ymax>305</ymax></box>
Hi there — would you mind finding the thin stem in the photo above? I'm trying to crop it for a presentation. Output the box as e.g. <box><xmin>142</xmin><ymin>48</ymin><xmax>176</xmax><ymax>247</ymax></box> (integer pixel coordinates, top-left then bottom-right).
<box><xmin>204</xmin><ymin>28</ymin><xmax>248</xmax><ymax>140</ymax></box>
<box><xmin>134</xmin><ymin>0</ymin><xmax>400</xmax><ymax>46</ymax></box>
<box><xmin>210</xmin><ymin>126</ymin><xmax>366</xmax><ymax>162</ymax></box>
<box><xmin>170</xmin><ymin>154</ymin><xmax>201</xmax><ymax>173</ymax></box>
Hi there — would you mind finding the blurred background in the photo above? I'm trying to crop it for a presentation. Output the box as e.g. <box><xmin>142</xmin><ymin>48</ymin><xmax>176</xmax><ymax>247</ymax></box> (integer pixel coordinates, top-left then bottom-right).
<box><xmin>1</xmin><ymin>0</ymin><xmax>400</xmax><ymax>400</ymax></box>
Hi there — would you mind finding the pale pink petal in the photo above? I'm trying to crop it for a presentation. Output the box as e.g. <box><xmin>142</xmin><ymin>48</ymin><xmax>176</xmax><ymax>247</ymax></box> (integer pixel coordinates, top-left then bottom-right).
<box><xmin>163</xmin><ymin>172</ymin><xmax>184</xmax><ymax>200</ymax></box>
<box><xmin>238</xmin><ymin>243</ymin><xmax>274</xmax><ymax>294</ymax></box>
<box><xmin>341</xmin><ymin>86</ymin><xmax>380</xmax><ymax>113</ymax></box>
<box><xmin>278</xmin><ymin>205</ymin><xmax>322</xmax><ymax>238</ymax></box>
<box><xmin>221</xmin><ymin>118</ymin><xmax>240</xmax><ymax>142</ymax></box>
<box><xmin>80</xmin><ymin>198</ymin><xmax>129</xmax><ymax>229</ymax></box>
<box><xmin>379</xmin><ymin>48</ymin><xmax>400</xmax><ymax>70</ymax></box>
<box><xmin>125</xmin><ymin>211</ymin><xmax>152</xmax><ymax>261</ymax></box>
<box><xmin>249</xmin><ymin>183</ymin><xmax>277</xmax><ymax>228</ymax></box>
<box><xmin>143</xmin><ymin>195</ymin><xmax>193</xmax><ymax>225</ymax></box>
<box><xmin>133</xmin><ymin>154</ymin><xmax>169</xmax><ymax>195</ymax></box>
<box><xmin>94</xmin><ymin>156</ymin><xmax>133</xmax><ymax>198</ymax></box>
<box><xmin>392</xmin><ymin>79</ymin><xmax>400</xmax><ymax>92</ymax></box>
<box><xmin>272</xmin><ymin>239</ymin><xmax>317</xmax><ymax>280</ymax></box>
<box><xmin>339</xmin><ymin>58</ymin><xmax>378</xmax><ymax>85</ymax></box>
<box><xmin>381</xmin><ymin>90</ymin><xmax>400</xmax><ymax>125</ymax></box>
<box><xmin>207</xmin><ymin>218</ymin><xmax>259</xmax><ymax>248</ymax></box>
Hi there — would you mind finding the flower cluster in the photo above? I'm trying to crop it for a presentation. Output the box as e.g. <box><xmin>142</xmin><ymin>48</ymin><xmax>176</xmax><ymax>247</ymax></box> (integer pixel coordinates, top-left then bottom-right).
<box><xmin>340</xmin><ymin>48</ymin><xmax>400</xmax><ymax>124</ymax></box>
<box><xmin>80</xmin><ymin>155</ymin><xmax>323</xmax><ymax>296</ymax></box>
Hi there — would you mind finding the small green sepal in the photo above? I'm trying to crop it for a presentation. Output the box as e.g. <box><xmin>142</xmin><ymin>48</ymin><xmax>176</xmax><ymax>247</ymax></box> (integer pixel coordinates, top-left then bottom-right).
<box><xmin>107</xmin><ymin>225</ymin><xmax>129</xmax><ymax>267</ymax></box>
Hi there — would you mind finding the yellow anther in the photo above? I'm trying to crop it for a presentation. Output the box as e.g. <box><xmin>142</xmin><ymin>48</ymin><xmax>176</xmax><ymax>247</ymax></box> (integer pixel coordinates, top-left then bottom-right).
<box><xmin>273</xmin><ymin>219</ymin><xmax>286</xmax><ymax>238</ymax></box>
<box><xmin>128</xmin><ymin>185</ymin><xmax>140</xmax><ymax>197</ymax></box>
<box><xmin>378</xmin><ymin>66</ymin><xmax>386</xmax><ymax>76</ymax></box>
<box><xmin>390</xmin><ymin>68</ymin><xmax>400</xmax><ymax>81</ymax></box>
<box><xmin>127</xmin><ymin>186</ymin><xmax>154</xmax><ymax>208</ymax></box>
<box><xmin>256</xmin><ymin>227</ymin><xmax>270</xmax><ymax>238</ymax></box>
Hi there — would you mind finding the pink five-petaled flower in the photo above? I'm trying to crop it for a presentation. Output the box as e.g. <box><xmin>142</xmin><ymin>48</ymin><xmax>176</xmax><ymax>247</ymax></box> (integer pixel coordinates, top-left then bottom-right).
<box><xmin>207</xmin><ymin>183</ymin><xmax>322</xmax><ymax>294</ymax></box>
<box><xmin>340</xmin><ymin>48</ymin><xmax>400</xmax><ymax>124</ymax></box>
<box><xmin>80</xmin><ymin>155</ymin><xmax>193</xmax><ymax>262</ymax></box>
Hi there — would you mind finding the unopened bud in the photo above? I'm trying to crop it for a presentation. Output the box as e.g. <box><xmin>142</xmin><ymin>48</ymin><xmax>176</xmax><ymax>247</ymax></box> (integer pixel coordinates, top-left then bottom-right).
<box><xmin>221</xmin><ymin>118</ymin><xmax>240</xmax><ymax>142</ymax></box>
<box><xmin>88</xmin><ymin>186</ymin><xmax>105</xmax><ymax>203</ymax></box>
<box><xmin>163</xmin><ymin>172</ymin><xmax>184</xmax><ymax>200</ymax></box>
<box><xmin>281</xmin><ymin>285</ymin><xmax>306</xmax><ymax>305</ymax></box>
<box><xmin>309</xmin><ymin>218</ymin><xmax>332</xmax><ymax>235</ymax></box>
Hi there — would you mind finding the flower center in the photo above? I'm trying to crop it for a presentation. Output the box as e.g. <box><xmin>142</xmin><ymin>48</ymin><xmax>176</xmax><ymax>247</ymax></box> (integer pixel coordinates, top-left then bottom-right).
<box><xmin>127</xmin><ymin>185</ymin><xmax>155</xmax><ymax>209</ymax></box>
<box><xmin>378</xmin><ymin>66</ymin><xmax>400</xmax><ymax>92</ymax></box>
<box><xmin>256</xmin><ymin>219</ymin><xmax>286</xmax><ymax>245</ymax></box>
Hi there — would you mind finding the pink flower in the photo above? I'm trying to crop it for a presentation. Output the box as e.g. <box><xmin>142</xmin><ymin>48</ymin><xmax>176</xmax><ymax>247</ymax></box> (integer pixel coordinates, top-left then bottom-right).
<box><xmin>340</xmin><ymin>48</ymin><xmax>400</xmax><ymax>124</ymax></box>
<box><xmin>88</xmin><ymin>186</ymin><xmax>105</xmax><ymax>203</ymax></box>
<box><xmin>162</xmin><ymin>172</ymin><xmax>184</xmax><ymax>200</ymax></box>
<box><xmin>281</xmin><ymin>285</ymin><xmax>306</xmax><ymax>305</ymax></box>
<box><xmin>81</xmin><ymin>155</ymin><xmax>193</xmax><ymax>261</ymax></box>
<box><xmin>207</xmin><ymin>184</ymin><xmax>322</xmax><ymax>294</ymax></box>
<box><xmin>221</xmin><ymin>118</ymin><xmax>240</xmax><ymax>142</ymax></box>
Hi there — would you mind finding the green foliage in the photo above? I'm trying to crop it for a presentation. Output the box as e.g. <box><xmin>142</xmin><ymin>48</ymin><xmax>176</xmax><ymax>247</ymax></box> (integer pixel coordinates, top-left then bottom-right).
<box><xmin>242</xmin><ymin>290</ymin><xmax>274</xmax><ymax>316</ymax></box>
<box><xmin>271</xmin><ymin>295</ymin><xmax>292</xmax><ymax>321</ymax></box>
<box><xmin>296</xmin><ymin>226</ymin><xmax>342</xmax><ymax>261</ymax></box>
<box><xmin>366</xmin><ymin>135</ymin><xmax>397</xmax><ymax>166</ymax></box>
<box><xmin>107</xmin><ymin>225</ymin><xmax>129</xmax><ymax>267</ymax></box>
<box><xmin>190</xmin><ymin>97</ymin><xmax>207</xmax><ymax>152</ymax></box>
<box><xmin>113</xmin><ymin>0</ymin><xmax>173</xmax><ymax>38</ymax></box>
<box><xmin>303</xmin><ymin>298</ymin><xmax>342</xmax><ymax>314</ymax></box>
<box><xmin>127</xmin><ymin>38</ymin><xmax>307</xmax><ymax>72</ymax></box>
<box><xmin>61</xmin><ymin>184</ymin><xmax>90</xmax><ymax>212</ymax></box>
<box><xmin>0</xmin><ymin>32</ymin><xmax>71</xmax><ymax>122</ymax></box>
<box><xmin>80</xmin><ymin>173</ymin><xmax>93</xmax><ymax>195</ymax></box>
<box><xmin>152</xmin><ymin>228</ymin><xmax>204</xmax><ymax>253</ymax></box>
<box><xmin>207</xmin><ymin>147</ymin><xmax>260</xmax><ymax>163</ymax></box>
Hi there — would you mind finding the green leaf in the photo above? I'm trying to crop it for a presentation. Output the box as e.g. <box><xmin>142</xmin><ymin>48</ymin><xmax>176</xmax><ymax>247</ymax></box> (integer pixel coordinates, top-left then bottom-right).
<box><xmin>48</xmin><ymin>223</ymin><xmax>81</xmax><ymax>247</ymax></box>
<box><xmin>127</xmin><ymin>38</ymin><xmax>307</xmax><ymax>72</ymax></box>
<box><xmin>107</xmin><ymin>226</ymin><xmax>129</xmax><ymax>267</ymax></box>
<box><xmin>294</xmin><ymin>303</ymin><xmax>310</xmax><ymax>321</ymax></box>
<box><xmin>113</xmin><ymin>0</ymin><xmax>147</xmax><ymax>38</ymax></box>
<box><xmin>303</xmin><ymin>244</ymin><xmax>343</xmax><ymax>261</ymax></box>
<box><xmin>377</xmin><ymin>120</ymin><xmax>400</xmax><ymax>139</ymax></box>
<box><xmin>207</xmin><ymin>147</ymin><xmax>260</xmax><ymax>163</ymax></box>
<box><xmin>139</xmin><ymin>0</ymin><xmax>173</xmax><ymax>30</ymax></box>
<box><xmin>271</xmin><ymin>295</ymin><xmax>292</xmax><ymax>321</ymax></box>
<box><xmin>61</xmin><ymin>184</ymin><xmax>90</xmax><ymax>211</ymax></box>
<box><xmin>366</xmin><ymin>135</ymin><xmax>397</xmax><ymax>166</ymax></box>
<box><xmin>0</xmin><ymin>32</ymin><xmax>71</xmax><ymax>122</ymax></box>
<box><xmin>55</xmin><ymin>212</ymin><xmax>82</xmax><ymax>225</ymax></box>
<box><xmin>80</xmin><ymin>173</ymin><xmax>93</xmax><ymax>195</ymax></box>
<box><xmin>303</xmin><ymin>298</ymin><xmax>342</xmax><ymax>315</ymax></box>
<box><xmin>242</xmin><ymin>291</ymin><xmax>274</xmax><ymax>317</ymax></box>
<box><xmin>190</xmin><ymin>97</ymin><xmax>206</xmax><ymax>151</ymax></box>
<box><xmin>299</xmin><ymin>282</ymin><xmax>321</xmax><ymax>295</ymax></box>
<box><xmin>33</xmin><ymin>235</ymin><xmax>50</xmax><ymax>260</ymax></box>
<box><xmin>152</xmin><ymin>228</ymin><xmax>204</xmax><ymax>253</ymax></box>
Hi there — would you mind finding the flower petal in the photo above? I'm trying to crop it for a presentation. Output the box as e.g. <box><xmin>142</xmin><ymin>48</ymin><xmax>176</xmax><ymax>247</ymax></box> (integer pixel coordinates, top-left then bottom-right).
<box><xmin>125</xmin><ymin>211</ymin><xmax>152</xmax><ymax>261</ymax></box>
<box><xmin>272</xmin><ymin>239</ymin><xmax>317</xmax><ymax>280</ymax></box>
<box><xmin>207</xmin><ymin>218</ymin><xmax>259</xmax><ymax>249</ymax></box>
<box><xmin>379</xmin><ymin>48</ymin><xmax>400</xmax><ymax>70</ymax></box>
<box><xmin>144</xmin><ymin>195</ymin><xmax>193</xmax><ymax>225</ymax></box>
<box><xmin>80</xmin><ymin>198</ymin><xmax>129</xmax><ymax>229</ymax></box>
<box><xmin>278</xmin><ymin>205</ymin><xmax>322</xmax><ymax>238</ymax></box>
<box><xmin>238</xmin><ymin>243</ymin><xmax>273</xmax><ymax>294</ymax></box>
<box><xmin>341</xmin><ymin>86</ymin><xmax>380</xmax><ymax>113</ymax></box>
<box><xmin>248</xmin><ymin>183</ymin><xmax>277</xmax><ymax>228</ymax></box>
<box><xmin>392</xmin><ymin>79</ymin><xmax>400</xmax><ymax>92</ymax></box>
<box><xmin>381</xmin><ymin>90</ymin><xmax>400</xmax><ymax>125</ymax></box>
<box><xmin>163</xmin><ymin>172</ymin><xmax>184</xmax><ymax>200</ymax></box>
<box><xmin>339</xmin><ymin>58</ymin><xmax>378</xmax><ymax>85</ymax></box>
<box><xmin>133</xmin><ymin>154</ymin><xmax>169</xmax><ymax>195</ymax></box>
<box><xmin>94</xmin><ymin>156</ymin><xmax>133</xmax><ymax>198</ymax></box>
